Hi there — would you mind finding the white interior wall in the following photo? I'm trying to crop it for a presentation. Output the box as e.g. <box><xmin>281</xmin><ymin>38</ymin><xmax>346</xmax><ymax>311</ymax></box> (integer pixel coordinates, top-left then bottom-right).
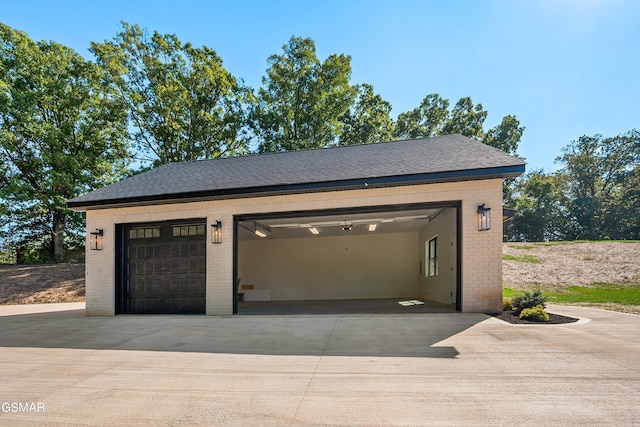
<box><xmin>238</xmin><ymin>231</ymin><xmax>419</xmax><ymax>301</ymax></box>
<box><xmin>419</xmin><ymin>208</ymin><xmax>457</xmax><ymax>305</ymax></box>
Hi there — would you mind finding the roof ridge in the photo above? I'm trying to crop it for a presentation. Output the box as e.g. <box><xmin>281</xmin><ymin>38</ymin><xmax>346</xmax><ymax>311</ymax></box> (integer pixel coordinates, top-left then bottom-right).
<box><xmin>179</xmin><ymin>135</ymin><xmax>450</xmax><ymax>165</ymax></box>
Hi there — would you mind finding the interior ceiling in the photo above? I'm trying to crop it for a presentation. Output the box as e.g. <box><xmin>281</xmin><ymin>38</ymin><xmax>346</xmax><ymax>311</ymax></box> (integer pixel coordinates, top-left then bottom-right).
<box><xmin>238</xmin><ymin>208</ymin><xmax>444</xmax><ymax>240</ymax></box>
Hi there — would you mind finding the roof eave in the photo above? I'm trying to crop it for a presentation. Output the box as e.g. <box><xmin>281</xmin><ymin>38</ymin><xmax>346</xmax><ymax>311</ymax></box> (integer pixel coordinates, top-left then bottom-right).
<box><xmin>67</xmin><ymin>164</ymin><xmax>526</xmax><ymax>211</ymax></box>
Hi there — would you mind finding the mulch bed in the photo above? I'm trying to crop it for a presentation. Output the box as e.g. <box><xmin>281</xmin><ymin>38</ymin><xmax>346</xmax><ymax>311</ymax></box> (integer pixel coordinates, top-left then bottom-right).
<box><xmin>490</xmin><ymin>310</ymin><xmax>579</xmax><ymax>325</ymax></box>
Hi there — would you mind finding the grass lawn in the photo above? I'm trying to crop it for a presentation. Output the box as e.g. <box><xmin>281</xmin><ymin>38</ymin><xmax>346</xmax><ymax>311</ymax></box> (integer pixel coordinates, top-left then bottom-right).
<box><xmin>502</xmin><ymin>253</ymin><xmax>542</xmax><ymax>263</ymax></box>
<box><xmin>504</xmin><ymin>283</ymin><xmax>640</xmax><ymax>311</ymax></box>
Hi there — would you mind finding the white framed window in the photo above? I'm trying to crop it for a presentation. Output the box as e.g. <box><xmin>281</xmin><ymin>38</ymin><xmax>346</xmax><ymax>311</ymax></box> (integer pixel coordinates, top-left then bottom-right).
<box><xmin>427</xmin><ymin>236</ymin><xmax>438</xmax><ymax>277</ymax></box>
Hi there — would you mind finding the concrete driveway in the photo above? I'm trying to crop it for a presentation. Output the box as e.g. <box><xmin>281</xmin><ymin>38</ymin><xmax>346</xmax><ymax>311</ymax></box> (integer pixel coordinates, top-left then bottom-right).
<box><xmin>0</xmin><ymin>303</ymin><xmax>639</xmax><ymax>426</ymax></box>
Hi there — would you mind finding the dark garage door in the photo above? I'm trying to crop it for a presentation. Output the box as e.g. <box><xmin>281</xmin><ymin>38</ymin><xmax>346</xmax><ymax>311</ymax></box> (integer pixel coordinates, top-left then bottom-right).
<box><xmin>117</xmin><ymin>219</ymin><xmax>206</xmax><ymax>314</ymax></box>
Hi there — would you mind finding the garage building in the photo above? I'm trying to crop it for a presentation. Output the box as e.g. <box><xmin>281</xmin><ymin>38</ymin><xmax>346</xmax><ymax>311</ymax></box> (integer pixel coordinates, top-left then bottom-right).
<box><xmin>67</xmin><ymin>134</ymin><xmax>525</xmax><ymax>316</ymax></box>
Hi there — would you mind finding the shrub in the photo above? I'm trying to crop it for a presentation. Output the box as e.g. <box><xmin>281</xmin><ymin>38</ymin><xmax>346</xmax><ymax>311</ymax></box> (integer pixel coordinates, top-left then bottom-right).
<box><xmin>519</xmin><ymin>305</ymin><xmax>550</xmax><ymax>322</ymax></box>
<box><xmin>512</xmin><ymin>289</ymin><xmax>547</xmax><ymax>315</ymax></box>
<box><xmin>502</xmin><ymin>297</ymin><xmax>514</xmax><ymax>311</ymax></box>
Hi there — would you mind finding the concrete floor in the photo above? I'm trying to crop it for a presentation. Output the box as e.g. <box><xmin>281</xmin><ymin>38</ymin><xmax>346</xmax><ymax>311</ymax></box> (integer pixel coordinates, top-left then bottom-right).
<box><xmin>0</xmin><ymin>303</ymin><xmax>639</xmax><ymax>426</ymax></box>
<box><xmin>238</xmin><ymin>298</ymin><xmax>456</xmax><ymax>315</ymax></box>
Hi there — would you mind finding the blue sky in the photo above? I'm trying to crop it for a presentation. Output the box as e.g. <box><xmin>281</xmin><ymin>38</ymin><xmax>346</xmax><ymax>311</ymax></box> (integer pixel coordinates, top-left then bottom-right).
<box><xmin>2</xmin><ymin>0</ymin><xmax>638</xmax><ymax>171</ymax></box>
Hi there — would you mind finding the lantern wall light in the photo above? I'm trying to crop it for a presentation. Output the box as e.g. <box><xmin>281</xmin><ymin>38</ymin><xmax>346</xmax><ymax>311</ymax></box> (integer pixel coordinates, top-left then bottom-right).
<box><xmin>477</xmin><ymin>204</ymin><xmax>491</xmax><ymax>231</ymax></box>
<box><xmin>89</xmin><ymin>229</ymin><xmax>104</xmax><ymax>250</ymax></box>
<box><xmin>211</xmin><ymin>220</ymin><xmax>222</xmax><ymax>244</ymax></box>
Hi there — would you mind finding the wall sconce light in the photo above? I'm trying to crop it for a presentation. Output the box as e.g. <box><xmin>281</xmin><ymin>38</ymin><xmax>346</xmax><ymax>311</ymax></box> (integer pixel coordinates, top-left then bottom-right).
<box><xmin>89</xmin><ymin>229</ymin><xmax>104</xmax><ymax>250</ymax></box>
<box><xmin>211</xmin><ymin>221</ymin><xmax>222</xmax><ymax>244</ymax></box>
<box><xmin>477</xmin><ymin>204</ymin><xmax>491</xmax><ymax>231</ymax></box>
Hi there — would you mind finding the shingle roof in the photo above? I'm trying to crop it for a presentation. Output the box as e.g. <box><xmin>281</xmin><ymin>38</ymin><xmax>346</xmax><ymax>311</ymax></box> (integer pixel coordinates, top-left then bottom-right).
<box><xmin>67</xmin><ymin>134</ymin><xmax>526</xmax><ymax>210</ymax></box>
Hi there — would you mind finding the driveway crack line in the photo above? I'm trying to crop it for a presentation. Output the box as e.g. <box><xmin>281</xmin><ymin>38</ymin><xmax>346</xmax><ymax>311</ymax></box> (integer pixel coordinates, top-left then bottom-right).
<box><xmin>290</xmin><ymin>316</ymin><xmax>339</xmax><ymax>425</ymax></box>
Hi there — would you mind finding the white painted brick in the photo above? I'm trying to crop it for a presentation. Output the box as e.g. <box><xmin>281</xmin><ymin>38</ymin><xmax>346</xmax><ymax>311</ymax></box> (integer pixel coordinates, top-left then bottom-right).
<box><xmin>84</xmin><ymin>178</ymin><xmax>505</xmax><ymax>315</ymax></box>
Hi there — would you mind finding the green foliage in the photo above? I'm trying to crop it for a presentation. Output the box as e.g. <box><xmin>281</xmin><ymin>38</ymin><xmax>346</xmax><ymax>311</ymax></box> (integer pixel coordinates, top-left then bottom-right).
<box><xmin>502</xmin><ymin>254</ymin><xmax>542</xmax><ymax>264</ymax></box>
<box><xmin>251</xmin><ymin>36</ymin><xmax>356</xmax><ymax>152</ymax></box>
<box><xmin>481</xmin><ymin>115</ymin><xmax>525</xmax><ymax>156</ymax></box>
<box><xmin>0</xmin><ymin>23</ymin><xmax>128</xmax><ymax>260</ymax></box>
<box><xmin>441</xmin><ymin>97</ymin><xmax>488</xmax><ymax>140</ymax></box>
<box><xmin>504</xmin><ymin>170</ymin><xmax>569</xmax><ymax>242</ymax></box>
<box><xmin>91</xmin><ymin>22</ymin><xmax>249</xmax><ymax>167</ymax></box>
<box><xmin>512</xmin><ymin>290</ymin><xmax>547</xmax><ymax>314</ymax></box>
<box><xmin>519</xmin><ymin>305</ymin><xmax>549</xmax><ymax>322</ymax></box>
<box><xmin>338</xmin><ymin>84</ymin><xmax>394</xmax><ymax>145</ymax></box>
<box><xmin>20</xmin><ymin>246</ymin><xmax>49</xmax><ymax>264</ymax></box>
<box><xmin>393</xmin><ymin>93</ymin><xmax>524</xmax><ymax>156</ymax></box>
<box><xmin>557</xmin><ymin>131</ymin><xmax>640</xmax><ymax>240</ymax></box>
<box><xmin>502</xmin><ymin>297</ymin><xmax>514</xmax><ymax>311</ymax></box>
<box><xmin>0</xmin><ymin>249</ymin><xmax>16</xmax><ymax>264</ymax></box>
<box><xmin>394</xmin><ymin>93</ymin><xmax>450</xmax><ymax>139</ymax></box>
<box><xmin>509</xmin><ymin>131</ymin><xmax>640</xmax><ymax>242</ymax></box>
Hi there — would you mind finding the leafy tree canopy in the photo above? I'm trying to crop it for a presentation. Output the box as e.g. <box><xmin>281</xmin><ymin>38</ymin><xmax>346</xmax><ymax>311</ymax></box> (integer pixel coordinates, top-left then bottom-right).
<box><xmin>556</xmin><ymin>130</ymin><xmax>639</xmax><ymax>240</ymax></box>
<box><xmin>507</xmin><ymin>129</ymin><xmax>639</xmax><ymax>241</ymax></box>
<box><xmin>0</xmin><ymin>23</ymin><xmax>129</xmax><ymax>260</ymax></box>
<box><xmin>91</xmin><ymin>22</ymin><xmax>250</xmax><ymax>167</ymax></box>
<box><xmin>505</xmin><ymin>170</ymin><xmax>568</xmax><ymax>242</ymax></box>
<box><xmin>338</xmin><ymin>83</ymin><xmax>394</xmax><ymax>145</ymax></box>
<box><xmin>394</xmin><ymin>93</ymin><xmax>524</xmax><ymax>156</ymax></box>
<box><xmin>251</xmin><ymin>36</ymin><xmax>357</xmax><ymax>152</ymax></box>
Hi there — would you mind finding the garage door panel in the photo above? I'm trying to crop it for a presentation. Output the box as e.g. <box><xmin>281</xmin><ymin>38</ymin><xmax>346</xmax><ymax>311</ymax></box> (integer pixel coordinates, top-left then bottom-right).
<box><xmin>170</xmin><ymin>296</ymin><xmax>204</xmax><ymax>314</ymax></box>
<box><xmin>120</xmin><ymin>219</ymin><xmax>206</xmax><ymax>314</ymax></box>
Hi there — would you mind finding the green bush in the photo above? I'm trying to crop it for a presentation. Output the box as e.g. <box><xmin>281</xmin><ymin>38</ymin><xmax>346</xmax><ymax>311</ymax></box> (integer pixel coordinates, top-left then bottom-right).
<box><xmin>502</xmin><ymin>297</ymin><xmax>514</xmax><ymax>311</ymax></box>
<box><xmin>0</xmin><ymin>249</ymin><xmax>16</xmax><ymax>265</ymax></box>
<box><xmin>512</xmin><ymin>289</ymin><xmax>547</xmax><ymax>315</ymax></box>
<box><xmin>519</xmin><ymin>305</ymin><xmax>550</xmax><ymax>322</ymax></box>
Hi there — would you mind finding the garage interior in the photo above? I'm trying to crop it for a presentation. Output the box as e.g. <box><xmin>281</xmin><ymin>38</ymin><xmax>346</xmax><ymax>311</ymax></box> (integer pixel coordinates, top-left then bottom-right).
<box><xmin>235</xmin><ymin>203</ymin><xmax>460</xmax><ymax>315</ymax></box>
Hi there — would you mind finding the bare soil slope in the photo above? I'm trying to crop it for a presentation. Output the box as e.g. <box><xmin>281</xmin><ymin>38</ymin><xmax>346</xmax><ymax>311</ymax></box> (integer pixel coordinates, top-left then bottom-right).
<box><xmin>0</xmin><ymin>263</ymin><xmax>85</xmax><ymax>304</ymax></box>
<box><xmin>503</xmin><ymin>241</ymin><xmax>640</xmax><ymax>289</ymax></box>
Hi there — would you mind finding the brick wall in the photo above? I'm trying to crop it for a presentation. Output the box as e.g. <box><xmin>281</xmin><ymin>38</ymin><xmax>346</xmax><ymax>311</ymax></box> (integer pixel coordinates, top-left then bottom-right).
<box><xmin>84</xmin><ymin>178</ymin><xmax>504</xmax><ymax>316</ymax></box>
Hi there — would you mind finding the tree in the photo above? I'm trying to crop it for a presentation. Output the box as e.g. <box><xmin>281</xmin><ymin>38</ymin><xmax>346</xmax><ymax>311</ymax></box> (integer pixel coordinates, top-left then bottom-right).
<box><xmin>251</xmin><ymin>36</ymin><xmax>356</xmax><ymax>152</ymax></box>
<box><xmin>338</xmin><ymin>84</ymin><xmax>394</xmax><ymax>145</ymax></box>
<box><xmin>483</xmin><ymin>114</ymin><xmax>526</xmax><ymax>203</ymax></box>
<box><xmin>619</xmin><ymin>163</ymin><xmax>640</xmax><ymax>239</ymax></box>
<box><xmin>441</xmin><ymin>97</ymin><xmax>488</xmax><ymax>140</ymax></box>
<box><xmin>557</xmin><ymin>130</ymin><xmax>639</xmax><ymax>240</ymax></box>
<box><xmin>0</xmin><ymin>24</ymin><xmax>128</xmax><ymax>260</ymax></box>
<box><xmin>394</xmin><ymin>93</ymin><xmax>449</xmax><ymax>139</ymax></box>
<box><xmin>505</xmin><ymin>171</ymin><xmax>568</xmax><ymax>242</ymax></box>
<box><xmin>91</xmin><ymin>22</ymin><xmax>249</xmax><ymax>167</ymax></box>
<box><xmin>394</xmin><ymin>93</ymin><xmax>524</xmax><ymax>153</ymax></box>
<box><xmin>481</xmin><ymin>115</ymin><xmax>524</xmax><ymax>156</ymax></box>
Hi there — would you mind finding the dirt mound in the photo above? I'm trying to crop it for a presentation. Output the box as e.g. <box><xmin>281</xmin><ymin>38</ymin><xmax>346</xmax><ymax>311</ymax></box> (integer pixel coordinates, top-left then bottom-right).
<box><xmin>503</xmin><ymin>241</ymin><xmax>640</xmax><ymax>289</ymax></box>
<box><xmin>0</xmin><ymin>263</ymin><xmax>85</xmax><ymax>304</ymax></box>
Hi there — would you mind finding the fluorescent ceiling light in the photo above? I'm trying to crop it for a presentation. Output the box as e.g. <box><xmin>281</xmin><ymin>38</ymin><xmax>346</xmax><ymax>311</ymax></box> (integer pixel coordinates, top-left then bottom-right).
<box><xmin>368</xmin><ymin>224</ymin><xmax>377</xmax><ymax>232</ymax></box>
<box><xmin>254</xmin><ymin>229</ymin><xmax>268</xmax><ymax>238</ymax></box>
<box><xmin>300</xmin><ymin>224</ymin><xmax>320</xmax><ymax>235</ymax></box>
